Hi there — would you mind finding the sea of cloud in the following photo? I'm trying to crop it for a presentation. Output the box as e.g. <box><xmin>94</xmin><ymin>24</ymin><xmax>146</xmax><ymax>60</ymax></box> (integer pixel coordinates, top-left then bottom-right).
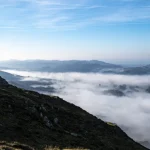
<box><xmin>3</xmin><ymin>69</ymin><xmax>150</xmax><ymax>148</ymax></box>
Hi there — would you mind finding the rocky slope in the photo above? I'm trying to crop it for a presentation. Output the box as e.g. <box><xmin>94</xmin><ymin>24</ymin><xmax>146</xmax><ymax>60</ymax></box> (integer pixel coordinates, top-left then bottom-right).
<box><xmin>0</xmin><ymin>77</ymin><xmax>148</xmax><ymax>150</ymax></box>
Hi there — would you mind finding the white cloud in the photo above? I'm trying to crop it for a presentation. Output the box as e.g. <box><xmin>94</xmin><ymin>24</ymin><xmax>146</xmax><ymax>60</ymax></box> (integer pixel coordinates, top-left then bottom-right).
<box><xmin>3</xmin><ymin>70</ymin><xmax>150</xmax><ymax>147</ymax></box>
<box><xmin>0</xmin><ymin>0</ymin><xmax>150</xmax><ymax>30</ymax></box>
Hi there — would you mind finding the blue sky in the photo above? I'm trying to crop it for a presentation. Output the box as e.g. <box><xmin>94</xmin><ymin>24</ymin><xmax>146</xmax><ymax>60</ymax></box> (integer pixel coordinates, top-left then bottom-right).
<box><xmin>0</xmin><ymin>0</ymin><xmax>150</xmax><ymax>64</ymax></box>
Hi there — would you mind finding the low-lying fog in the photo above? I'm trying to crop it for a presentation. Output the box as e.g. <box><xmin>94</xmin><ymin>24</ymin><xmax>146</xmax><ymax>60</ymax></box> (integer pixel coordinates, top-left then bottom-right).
<box><xmin>3</xmin><ymin>69</ymin><xmax>150</xmax><ymax>148</ymax></box>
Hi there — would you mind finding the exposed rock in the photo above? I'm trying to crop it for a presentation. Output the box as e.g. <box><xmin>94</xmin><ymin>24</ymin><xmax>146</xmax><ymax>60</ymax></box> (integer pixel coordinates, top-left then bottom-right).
<box><xmin>44</xmin><ymin>116</ymin><xmax>53</xmax><ymax>128</ymax></box>
<box><xmin>41</xmin><ymin>104</ymin><xmax>47</xmax><ymax>112</ymax></box>
<box><xmin>54</xmin><ymin>118</ymin><xmax>58</xmax><ymax>124</ymax></box>
<box><xmin>40</xmin><ymin>112</ymin><xmax>43</xmax><ymax>118</ymax></box>
<box><xmin>71</xmin><ymin>133</ymin><xmax>78</xmax><ymax>137</ymax></box>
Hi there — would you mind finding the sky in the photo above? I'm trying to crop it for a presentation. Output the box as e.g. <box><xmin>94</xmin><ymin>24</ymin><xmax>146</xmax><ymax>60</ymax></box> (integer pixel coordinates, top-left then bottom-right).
<box><xmin>0</xmin><ymin>0</ymin><xmax>150</xmax><ymax>64</ymax></box>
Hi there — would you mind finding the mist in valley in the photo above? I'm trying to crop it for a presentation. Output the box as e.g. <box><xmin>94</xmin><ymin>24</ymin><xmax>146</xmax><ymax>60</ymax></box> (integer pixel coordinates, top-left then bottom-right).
<box><xmin>3</xmin><ymin>69</ymin><xmax>150</xmax><ymax>148</ymax></box>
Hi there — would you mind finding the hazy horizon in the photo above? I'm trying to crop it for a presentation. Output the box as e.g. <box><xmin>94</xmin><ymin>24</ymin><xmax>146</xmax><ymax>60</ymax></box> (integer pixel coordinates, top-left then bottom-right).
<box><xmin>0</xmin><ymin>59</ymin><xmax>150</xmax><ymax>67</ymax></box>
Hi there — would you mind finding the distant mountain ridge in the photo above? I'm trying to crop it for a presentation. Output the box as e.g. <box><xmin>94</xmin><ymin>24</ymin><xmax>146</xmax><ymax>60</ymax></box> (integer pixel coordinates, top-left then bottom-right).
<box><xmin>0</xmin><ymin>60</ymin><xmax>122</xmax><ymax>72</ymax></box>
<box><xmin>1</xmin><ymin>60</ymin><xmax>150</xmax><ymax>74</ymax></box>
<box><xmin>122</xmin><ymin>65</ymin><xmax>150</xmax><ymax>75</ymax></box>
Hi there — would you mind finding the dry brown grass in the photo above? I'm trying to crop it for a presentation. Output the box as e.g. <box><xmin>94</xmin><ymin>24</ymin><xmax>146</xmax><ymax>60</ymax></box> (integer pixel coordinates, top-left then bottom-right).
<box><xmin>0</xmin><ymin>141</ymin><xmax>34</xmax><ymax>150</ymax></box>
<box><xmin>0</xmin><ymin>141</ymin><xmax>89</xmax><ymax>150</ymax></box>
<box><xmin>45</xmin><ymin>147</ymin><xmax>90</xmax><ymax>150</ymax></box>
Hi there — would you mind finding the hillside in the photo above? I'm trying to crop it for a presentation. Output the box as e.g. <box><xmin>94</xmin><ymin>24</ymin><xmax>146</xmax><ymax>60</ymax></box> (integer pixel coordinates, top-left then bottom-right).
<box><xmin>0</xmin><ymin>71</ymin><xmax>20</xmax><ymax>81</ymax></box>
<box><xmin>2</xmin><ymin>60</ymin><xmax>150</xmax><ymax>75</ymax></box>
<box><xmin>121</xmin><ymin>65</ymin><xmax>150</xmax><ymax>75</ymax></box>
<box><xmin>0</xmin><ymin>77</ymin><xmax>148</xmax><ymax>150</ymax></box>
